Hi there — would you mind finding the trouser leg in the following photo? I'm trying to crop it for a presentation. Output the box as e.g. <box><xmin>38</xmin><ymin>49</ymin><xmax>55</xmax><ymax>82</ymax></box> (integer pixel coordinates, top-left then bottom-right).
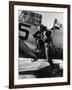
<box><xmin>48</xmin><ymin>57</ymin><xmax>54</xmax><ymax>69</ymax></box>
<box><xmin>45</xmin><ymin>45</ymin><xmax>54</xmax><ymax>69</ymax></box>
<box><xmin>45</xmin><ymin>46</ymin><xmax>48</xmax><ymax>61</ymax></box>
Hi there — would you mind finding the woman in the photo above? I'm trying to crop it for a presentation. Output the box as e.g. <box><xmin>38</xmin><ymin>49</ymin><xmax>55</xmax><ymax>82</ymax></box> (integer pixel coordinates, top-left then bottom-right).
<box><xmin>43</xmin><ymin>29</ymin><xmax>55</xmax><ymax>70</ymax></box>
<box><xmin>32</xmin><ymin>24</ymin><xmax>45</xmax><ymax>61</ymax></box>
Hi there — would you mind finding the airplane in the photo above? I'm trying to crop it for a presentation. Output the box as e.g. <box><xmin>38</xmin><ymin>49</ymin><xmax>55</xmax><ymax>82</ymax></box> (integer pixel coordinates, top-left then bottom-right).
<box><xmin>19</xmin><ymin>11</ymin><xmax>63</xmax><ymax>60</ymax></box>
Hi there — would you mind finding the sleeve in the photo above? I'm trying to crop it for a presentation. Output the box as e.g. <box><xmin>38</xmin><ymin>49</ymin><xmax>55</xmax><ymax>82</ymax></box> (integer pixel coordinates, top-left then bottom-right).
<box><xmin>33</xmin><ymin>31</ymin><xmax>40</xmax><ymax>39</ymax></box>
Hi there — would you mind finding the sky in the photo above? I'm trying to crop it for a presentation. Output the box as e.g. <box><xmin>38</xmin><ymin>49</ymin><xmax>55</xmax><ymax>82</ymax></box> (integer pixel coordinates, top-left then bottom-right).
<box><xmin>34</xmin><ymin>11</ymin><xmax>63</xmax><ymax>29</ymax></box>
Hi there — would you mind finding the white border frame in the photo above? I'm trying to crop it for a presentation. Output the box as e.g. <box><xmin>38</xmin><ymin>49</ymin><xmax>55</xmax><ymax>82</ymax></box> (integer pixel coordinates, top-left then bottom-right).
<box><xmin>14</xmin><ymin>5</ymin><xmax>68</xmax><ymax>85</ymax></box>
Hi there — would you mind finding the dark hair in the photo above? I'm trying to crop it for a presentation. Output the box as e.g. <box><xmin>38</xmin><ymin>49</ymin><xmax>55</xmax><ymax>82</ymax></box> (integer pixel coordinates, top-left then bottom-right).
<box><xmin>45</xmin><ymin>31</ymin><xmax>51</xmax><ymax>37</ymax></box>
<box><xmin>40</xmin><ymin>24</ymin><xmax>47</xmax><ymax>32</ymax></box>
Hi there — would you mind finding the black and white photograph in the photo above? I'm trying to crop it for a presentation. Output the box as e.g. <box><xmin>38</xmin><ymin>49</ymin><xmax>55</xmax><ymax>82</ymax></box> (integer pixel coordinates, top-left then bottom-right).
<box><xmin>18</xmin><ymin>10</ymin><xmax>63</xmax><ymax>79</ymax></box>
<box><xmin>9</xmin><ymin>1</ymin><xmax>70</xmax><ymax>88</ymax></box>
